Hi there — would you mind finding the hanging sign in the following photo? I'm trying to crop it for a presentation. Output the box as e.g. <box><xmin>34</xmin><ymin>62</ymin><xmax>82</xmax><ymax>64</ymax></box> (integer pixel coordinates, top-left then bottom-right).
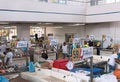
<box><xmin>81</xmin><ymin>47</ymin><xmax>93</xmax><ymax>59</ymax></box>
<box><xmin>50</xmin><ymin>39</ymin><xmax>58</xmax><ymax>46</ymax></box>
<box><xmin>16</xmin><ymin>41</ymin><xmax>28</xmax><ymax>48</ymax></box>
<box><xmin>72</xmin><ymin>48</ymin><xmax>81</xmax><ymax>61</ymax></box>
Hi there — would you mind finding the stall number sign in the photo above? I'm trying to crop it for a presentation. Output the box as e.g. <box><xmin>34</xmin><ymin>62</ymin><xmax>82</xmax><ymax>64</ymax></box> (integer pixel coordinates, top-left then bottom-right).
<box><xmin>16</xmin><ymin>41</ymin><xmax>28</xmax><ymax>48</ymax></box>
<box><xmin>81</xmin><ymin>47</ymin><xmax>93</xmax><ymax>59</ymax></box>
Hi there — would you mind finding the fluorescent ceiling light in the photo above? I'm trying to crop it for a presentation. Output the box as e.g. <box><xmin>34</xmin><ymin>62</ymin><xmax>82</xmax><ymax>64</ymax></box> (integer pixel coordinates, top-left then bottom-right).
<box><xmin>0</xmin><ymin>22</ymin><xmax>9</xmax><ymax>24</ymax></box>
<box><xmin>68</xmin><ymin>23</ymin><xmax>85</xmax><ymax>26</ymax></box>
<box><xmin>54</xmin><ymin>26</ymin><xmax>63</xmax><ymax>28</ymax></box>
<box><xmin>74</xmin><ymin>23</ymin><xmax>85</xmax><ymax>25</ymax></box>
<box><xmin>4</xmin><ymin>27</ymin><xmax>11</xmax><ymax>28</ymax></box>
<box><xmin>44</xmin><ymin>23</ymin><xmax>53</xmax><ymax>25</ymax></box>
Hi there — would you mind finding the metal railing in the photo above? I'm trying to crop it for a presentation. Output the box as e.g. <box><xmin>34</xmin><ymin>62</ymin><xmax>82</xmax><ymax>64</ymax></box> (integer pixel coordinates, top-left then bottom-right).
<box><xmin>87</xmin><ymin>0</ymin><xmax>120</xmax><ymax>6</ymax></box>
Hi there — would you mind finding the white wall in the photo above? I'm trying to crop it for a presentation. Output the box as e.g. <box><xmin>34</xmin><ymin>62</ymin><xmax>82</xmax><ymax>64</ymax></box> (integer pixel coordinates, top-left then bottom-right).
<box><xmin>46</xmin><ymin>26</ymin><xmax>85</xmax><ymax>43</ymax></box>
<box><xmin>86</xmin><ymin>3</ymin><xmax>120</xmax><ymax>23</ymax></box>
<box><xmin>85</xmin><ymin>23</ymin><xmax>110</xmax><ymax>40</ymax></box>
<box><xmin>0</xmin><ymin>0</ymin><xmax>86</xmax><ymax>23</ymax></box>
<box><xmin>46</xmin><ymin>22</ymin><xmax>120</xmax><ymax>44</ymax></box>
<box><xmin>85</xmin><ymin>22</ymin><xmax>120</xmax><ymax>43</ymax></box>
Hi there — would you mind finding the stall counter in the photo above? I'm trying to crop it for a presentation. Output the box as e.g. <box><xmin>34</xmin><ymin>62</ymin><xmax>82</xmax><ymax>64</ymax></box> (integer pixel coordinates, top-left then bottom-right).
<box><xmin>21</xmin><ymin>68</ymin><xmax>90</xmax><ymax>82</ymax></box>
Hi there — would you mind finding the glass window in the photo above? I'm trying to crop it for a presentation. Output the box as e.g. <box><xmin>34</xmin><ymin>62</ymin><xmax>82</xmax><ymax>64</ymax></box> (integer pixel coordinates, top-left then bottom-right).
<box><xmin>90</xmin><ymin>0</ymin><xmax>99</xmax><ymax>6</ymax></box>
<box><xmin>0</xmin><ymin>26</ymin><xmax>17</xmax><ymax>40</ymax></box>
<box><xmin>106</xmin><ymin>0</ymin><xmax>115</xmax><ymax>3</ymax></box>
<box><xmin>116</xmin><ymin>0</ymin><xmax>120</xmax><ymax>2</ymax></box>
<box><xmin>30</xmin><ymin>26</ymin><xmax>44</xmax><ymax>38</ymax></box>
<box><xmin>38</xmin><ymin>0</ymin><xmax>48</xmax><ymax>2</ymax></box>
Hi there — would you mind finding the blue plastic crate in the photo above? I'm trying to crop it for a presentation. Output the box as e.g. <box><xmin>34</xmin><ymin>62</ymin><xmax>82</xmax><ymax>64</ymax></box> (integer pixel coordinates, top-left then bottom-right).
<box><xmin>84</xmin><ymin>67</ymin><xmax>104</xmax><ymax>75</ymax></box>
<box><xmin>0</xmin><ymin>76</ymin><xmax>9</xmax><ymax>82</ymax></box>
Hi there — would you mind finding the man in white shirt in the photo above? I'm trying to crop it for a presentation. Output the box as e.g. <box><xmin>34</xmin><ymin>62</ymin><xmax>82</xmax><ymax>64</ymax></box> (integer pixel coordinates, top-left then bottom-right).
<box><xmin>4</xmin><ymin>48</ymin><xmax>13</xmax><ymax>66</ymax></box>
<box><xmin>62</xmin><ymin>42</ymin><xmax>68</xmax><ymax>59</ymax></box>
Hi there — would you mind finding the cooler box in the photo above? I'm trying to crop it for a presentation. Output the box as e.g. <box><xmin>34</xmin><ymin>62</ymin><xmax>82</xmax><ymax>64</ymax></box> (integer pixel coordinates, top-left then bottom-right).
<box><xmin>53</xmin><ymin>59</ymin><xmax>69</xmax><ymax>70</ymax></box>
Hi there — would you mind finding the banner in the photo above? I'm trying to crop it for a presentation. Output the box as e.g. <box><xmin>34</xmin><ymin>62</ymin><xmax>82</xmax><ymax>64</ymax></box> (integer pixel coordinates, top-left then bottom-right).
<box><xmin>72</xmin><ymin>48</ymin><xmax>81</xmax><ymax>61</ymax></box>
<box><xmin>16</xmin><ymin>41</ymin><xmax>28</xmax><ymax>48</ymax></box>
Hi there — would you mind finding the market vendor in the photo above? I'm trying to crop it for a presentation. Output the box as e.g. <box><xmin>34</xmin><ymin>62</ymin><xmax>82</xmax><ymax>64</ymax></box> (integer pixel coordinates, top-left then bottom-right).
<box><xmin>38</xmin><ymin>50</ymin><xmax>53</xmax><ymax>69</ymax></box>
<box><xmin>4</xmin><ymin>48</ymin><xmax>13</xmax><ymax>66</ymax></box>
<box><xmin>41</xmin><ymin>50</ymin><xmax>48</xmax><ymax>60</ymax></box>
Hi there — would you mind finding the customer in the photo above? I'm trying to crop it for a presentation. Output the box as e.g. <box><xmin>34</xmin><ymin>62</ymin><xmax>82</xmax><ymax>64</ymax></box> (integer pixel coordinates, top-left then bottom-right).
<box><xmin>96</xmin><ymin>41</ymin><xmax>101</xmax><ymax>55</ymax></box>
<box><xmin>4</xmin><ymin>48</ymin><xmax>13</xmax><ymax>66</ymax></box>
<box><xmin>62</xmin><ymin>42</ymin><xmax>68</xmax><ymax>59</ymax></box>
<box><xmin>83</xmin><ymin>41</ymin><xmax>89</xmax><ymax>48</ymax></box>
<box><xmin>108</xmin><ymin>48</ymin><xmax>118</xmax><ymax>73</ymax></box>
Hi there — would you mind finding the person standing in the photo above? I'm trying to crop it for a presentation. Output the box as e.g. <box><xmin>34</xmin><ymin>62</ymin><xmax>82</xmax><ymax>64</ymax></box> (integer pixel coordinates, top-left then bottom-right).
<box><xmin>54</xmin><ymin>45</ymin><xmax>58</xmax><ymax>59</ymax></box>
<box><xmin>96</xmin><ymin>41</ymin><xmax>101</xmax><ymax>55</ymax></box>
<box><xmin>83</xmin><ymin>41</ymin><xmax>89</xmax><ymax>48</ymax></box>
<box><xmin>4</xmin><ymin>48</ymin><xmax>13</xmax><ymax>66</ymax></box>
<box><xmin>108</xmin><ymin>48</ymin><xmax>118</xmax><ymax>73</ymax></box>
<box><xmin>62</xmin><ymin>42</ymin><xmax>68</xmax><ymax>59</ymax></box>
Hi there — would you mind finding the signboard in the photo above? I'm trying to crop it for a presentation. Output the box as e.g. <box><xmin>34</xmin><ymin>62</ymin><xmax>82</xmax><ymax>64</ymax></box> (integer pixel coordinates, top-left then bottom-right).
<box><xmin>72</xmin><ymin>48</ymin><xmax>81</xmax><ymax>61</ymax></box>
<box><xmin>81</xmin><ymin>47</ymin><xmax>93</xmax><ymax>59</ymax></box>
<box><xmin>16</xmin><ymin>41</ymin><xmax>28</xmax><ymax>48</ymax></box>
<box><xmin>50</xmin><ymin>39</ymin><xmax>58</xmax><ymax>46</ymax></box>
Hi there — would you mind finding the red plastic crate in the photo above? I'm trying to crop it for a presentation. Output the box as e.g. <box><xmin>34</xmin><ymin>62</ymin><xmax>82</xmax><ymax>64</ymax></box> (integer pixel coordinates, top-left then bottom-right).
<box><xmin>53</xmin><ymin>59</ymin><xmax>69</xmax><ymax>70</ymax></box>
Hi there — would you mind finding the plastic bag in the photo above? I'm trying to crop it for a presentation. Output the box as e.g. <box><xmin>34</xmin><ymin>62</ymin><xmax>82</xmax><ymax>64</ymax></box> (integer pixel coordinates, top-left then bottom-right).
<box><xmin>29</xmin><ymin>62</ymin><xmax>35</xmax><ymax>72</ymax></box>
